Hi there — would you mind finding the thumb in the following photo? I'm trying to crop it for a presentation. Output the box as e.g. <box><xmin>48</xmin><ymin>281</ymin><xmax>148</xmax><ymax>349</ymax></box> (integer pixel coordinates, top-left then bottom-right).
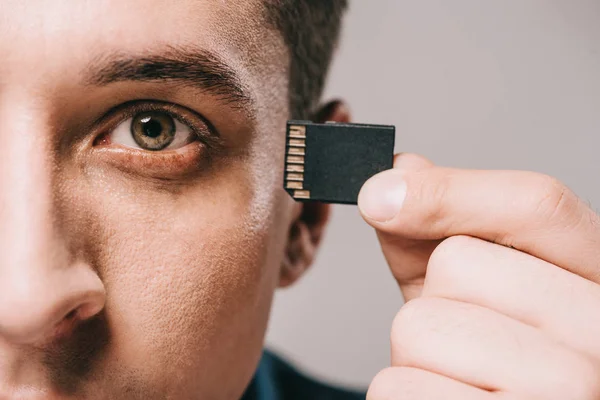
<box><xmin>360</xmin><ymin>153</ymin><xmax>434</xmax><ymax>222</ymax></box>
<box><xmin>358</xmin><ymin>153</ymin><xmax>437</xmax><ymax>301</ymax></box>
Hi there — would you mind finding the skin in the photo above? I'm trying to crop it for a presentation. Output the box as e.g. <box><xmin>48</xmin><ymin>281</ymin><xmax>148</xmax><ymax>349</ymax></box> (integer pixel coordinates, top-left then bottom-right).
<box><xmin>360</xmin><ymin>154</ymin><xmax>600</xmax><ymax>399</ymax></box>
<box><xmin>2</xmin><ymin>1</ymin><xmax>599</xmax><ymax>399</ymax></box>
<box><xmin>0</xmin><ymin>1</ymin><xmax>339</xmax><ymax>399</ymax></box>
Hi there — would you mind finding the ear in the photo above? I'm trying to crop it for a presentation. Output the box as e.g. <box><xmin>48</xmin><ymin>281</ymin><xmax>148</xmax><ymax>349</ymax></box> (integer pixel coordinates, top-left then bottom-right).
<box><xmin>312</xmin><ymin>100</ymin><xmax>351</xmax><ymax>124</ymax></box>
<box><xmin>279</xmin><ymin>100</ymin><xmax>351</xmax><ymax>287</ymax></box>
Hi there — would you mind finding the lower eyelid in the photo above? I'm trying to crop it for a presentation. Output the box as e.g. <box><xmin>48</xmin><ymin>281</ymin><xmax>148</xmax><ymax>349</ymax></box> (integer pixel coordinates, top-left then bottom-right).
<box><xmin>91</xmin><ymin>141</ymin><xmax>208</xmax><ymax>180</ymax></box>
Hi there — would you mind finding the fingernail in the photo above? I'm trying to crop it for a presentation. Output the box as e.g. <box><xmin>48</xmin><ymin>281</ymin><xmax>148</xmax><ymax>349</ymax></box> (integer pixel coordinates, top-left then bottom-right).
<box><xmin>358</xmin><ymin>170</ymin><xmax>407</xmax><ymax>222</ymax></box>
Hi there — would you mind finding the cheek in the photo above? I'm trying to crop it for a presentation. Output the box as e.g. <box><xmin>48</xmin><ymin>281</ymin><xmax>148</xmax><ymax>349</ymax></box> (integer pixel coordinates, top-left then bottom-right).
<box><xmin>65</xmin><ymin>158</ymin><xmax>288</xmax><ymax>394</ymax></box>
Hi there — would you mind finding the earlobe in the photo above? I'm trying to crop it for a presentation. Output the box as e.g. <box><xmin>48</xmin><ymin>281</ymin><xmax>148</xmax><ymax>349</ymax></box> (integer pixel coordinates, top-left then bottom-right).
<box><xmin>279</xmin><ymin>202</ymin><xmax>330</xmax><ymax>288</ymax></box>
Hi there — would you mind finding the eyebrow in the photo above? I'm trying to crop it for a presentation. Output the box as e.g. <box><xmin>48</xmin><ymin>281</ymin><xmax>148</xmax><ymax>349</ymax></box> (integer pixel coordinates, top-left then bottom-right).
<box><xmin>84</xmin><ymin>45</ymin><xmax>254</xmax><ymax>111</ymax></box>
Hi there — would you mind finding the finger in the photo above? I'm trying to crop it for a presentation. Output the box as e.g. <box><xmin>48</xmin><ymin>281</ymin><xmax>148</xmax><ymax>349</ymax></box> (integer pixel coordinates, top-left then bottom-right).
<box><xmin>391</xmin><ymin>297</ymin><xmax>600</xmax><ymax>400</ymax></box>
<box><xmin>421</xmin><ymin>236</ymin><xmax>600</xmax><ymax>360</ymax></box>
<box><xmin>368</xmin><ymin>367</ymin><xmax>499</xmax><ymax>400</ymax></box>
<box><xmin>392</xmin><ymin>153</ymin><xmax>435</xmax><ymax>170</ymax></box>
<box><xmin>358</xmin><ymin>166</ymin><xmax>600</xmax><ymax>284</ymax></box>
<box><xmin>376</xmin><ymin>235</ymin><xmax>439</xmax><ymax>301</ymax></box>
<box><xmin>377</xmin><ymin>154</ymin><xmax>438</xmax><ymax>299</ymax></box>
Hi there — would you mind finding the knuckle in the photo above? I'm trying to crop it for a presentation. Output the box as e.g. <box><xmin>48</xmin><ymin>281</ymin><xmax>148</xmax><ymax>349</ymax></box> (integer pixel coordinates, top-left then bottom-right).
<box><xmin>367</xmin><ymin>367</ymin><xmax>401</xmax><ymax>400</ymax></box>
<box><xmin>569</xmin><ymin>358</ymin><xmax>600</xmax><ymax>400</ymax></box>
<box><xmin>545</xmin><ymin>354</ymin><xmax>600</xmax><ymax>400</ymax></box>
<box><xmin>426</xmin><ymin>236</ymin><xmax>475</xmax><ymax>279</ymax></box>
<box><xmin>428</xmin><ymin>171</ymin><xmax>453</xmax><ymax>229</ymax></box>
<box><xmin>428</xmin><ymin>235</ymin><xmax>472</xmax><ymax>269</ymax></box>
<box><xmin>391</xmin><ymin>298</ymin><xmax>430</xmax><ymax>338</ymax></box>
<box><xmin>424</xmin><ymin>235</ymin><xmax>477</xmax><ymax>294</ymax></box>
<box><xmin>390</xmin><ymin>298</ymin><xmax>438</xmax><ymax>364</ymax></box>
<box><xmin>409</xmin><ymin>169</ymin><xmax>453</xmax><ymax>232</ymax></box>
<box><xmin>528</xmin><ymin>173</ymin><xmax>573</xmax><ymax>220</ymax></box>
<box><xmin>368</xmin><ymin>367</ymin><xmax>427</xmax><ymax>400</ymax></box>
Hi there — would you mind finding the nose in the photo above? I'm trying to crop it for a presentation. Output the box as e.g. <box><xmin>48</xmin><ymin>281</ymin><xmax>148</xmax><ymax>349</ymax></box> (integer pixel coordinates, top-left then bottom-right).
<box><xmin>0</xmin><ymin>262</ymin><xmax>106</xmax><ymax>345</ymax></box>
<box><xmin>0</xmin><ymin>100</ymin><xmax>106</xmax><ymax>345</ymax></box>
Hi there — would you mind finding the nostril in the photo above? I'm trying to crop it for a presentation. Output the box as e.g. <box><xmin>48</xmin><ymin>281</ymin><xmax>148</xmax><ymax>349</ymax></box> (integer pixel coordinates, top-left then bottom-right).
<box><xmin>76</xmin><ymin>297</ymin><xmax>105</xmax><ymax>321</ymax></box>
<box><xmin>0</xmin><ymin>263</ymin><xmax>106</xmax><ymax>345</ymax></box>
<box><xmin>49</xmin><ymin>305</ymin><xmax>94</xmax><ymax>343</ymax></box>
<box><xmin>39</xmin><ymin>295</ymin><xmax>106</xmax><ymax>346</ymax></box>
<box><xmin>64</xmin><ymin>310</ymin><xmax>77</xmax><ymax>320</ymax></box>
<box><xmin>52</xmin><ymin>300</ymin><xmax>104</xmax><ymax>348</ymax></box>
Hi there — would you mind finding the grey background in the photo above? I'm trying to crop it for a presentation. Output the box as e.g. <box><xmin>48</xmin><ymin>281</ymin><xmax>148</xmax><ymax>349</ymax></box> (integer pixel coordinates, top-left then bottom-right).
<box><xmin>266</xmin><ymin>0</ymin><xmax>600</xmax><ymax>389</ymax></box>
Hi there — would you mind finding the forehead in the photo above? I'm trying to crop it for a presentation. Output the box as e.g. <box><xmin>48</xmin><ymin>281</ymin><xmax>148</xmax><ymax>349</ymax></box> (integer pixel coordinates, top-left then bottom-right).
<box><xmin>0</xmin><ymin>0</ymin><xmax>281</xmax><ymax>84</ymax></box>
<box><xmin>0</xmin><ymin>0</ymin><xmax>264</xmax><ymax>44</ymax></box>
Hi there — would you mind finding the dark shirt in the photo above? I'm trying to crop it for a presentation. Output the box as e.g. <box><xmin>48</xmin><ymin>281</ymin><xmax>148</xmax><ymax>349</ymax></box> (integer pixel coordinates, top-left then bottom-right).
<box><xmin>242</xmin><ymin>351</ymin><xmax>366</xmax><ymax>400</ymax></box>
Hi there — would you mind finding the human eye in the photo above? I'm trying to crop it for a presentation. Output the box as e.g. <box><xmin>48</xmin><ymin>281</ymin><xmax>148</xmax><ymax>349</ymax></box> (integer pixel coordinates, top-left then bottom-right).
<box><xmin>96</xmin><ymin>101</ymin><xmax>213</xmax><ymax>151</ymax></box>
<box><xmin>92</xmin><ymin>101</ymin><xmax>221</xmax><ymax>178</ymax></box>
<box><xmin>111</xmin><ymin>110</ymin><xmax>193</xmax><ymax>151</ymax></box>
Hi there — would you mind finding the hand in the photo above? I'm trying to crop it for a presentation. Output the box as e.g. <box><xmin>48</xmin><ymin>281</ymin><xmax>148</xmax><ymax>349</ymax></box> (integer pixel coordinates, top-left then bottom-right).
<box><xmin>358</xmin><ymin>154</ymin><xmax>600</xmax><ymax>399</ymax></box>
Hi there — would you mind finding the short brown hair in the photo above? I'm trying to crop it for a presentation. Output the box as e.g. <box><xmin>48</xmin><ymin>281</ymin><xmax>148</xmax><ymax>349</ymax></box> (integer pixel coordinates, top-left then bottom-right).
<box><xmin>264</xmin><ymin>0</ymin><xmax>349</xmax><ymax>119</ymax></box>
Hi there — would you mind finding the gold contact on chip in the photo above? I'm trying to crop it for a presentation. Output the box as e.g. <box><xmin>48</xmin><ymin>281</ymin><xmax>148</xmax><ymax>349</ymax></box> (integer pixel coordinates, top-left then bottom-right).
<box><xmin>288</xmin><ymin>147</ymin><xmax>305</xmax><ymax>156</ymax></box>
<box><xmin>286</xmin><ymin>123</ymin><xmax>310</xmax><ymax>198</ymax></box>
<box><xmin>286</xmin><ymin>181</ymin><xmax>304</xmax><ymax>190</ymax></box>
<box><xmin>286</xmin><ymin>156</ymin><xmax>305</xmax><ymax>164</ymax></box>
<box><xmin>288</xmin><ymin>125</ymin><xmax>306</xmax><ymax>138</ymax></box>
<box><xmin>284</xmin><ymin>120</ymin><xmax>395</xmax><ymax>204</ymax></box>
<box><xmin>288</xmin><ymin>139</ymin><xmax>306</xmax><ymax>147</ymax></box>
<box><xmin>293</xmin><ymin>190</ymin><xmax>311</xmax><ymax>200</ymax></box>
<box><xmin>286</xmin><ymin>165</ymin><xmax>304</xmax><ymax>173</ymax></box>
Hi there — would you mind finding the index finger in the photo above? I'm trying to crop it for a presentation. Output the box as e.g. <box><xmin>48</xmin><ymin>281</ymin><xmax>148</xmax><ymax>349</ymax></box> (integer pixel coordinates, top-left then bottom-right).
<box><xmin>358</xmin><ymin>158</ymin><xmax>600</xmax><ymax>284</ymax></box>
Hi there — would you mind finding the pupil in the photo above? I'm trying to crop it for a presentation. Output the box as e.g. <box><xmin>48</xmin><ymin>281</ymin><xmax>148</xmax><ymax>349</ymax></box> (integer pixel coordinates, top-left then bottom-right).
<box><xmin>142</xmin><ymin>118</ymin><xmax>164</xmax><ymax>138</ymax></box>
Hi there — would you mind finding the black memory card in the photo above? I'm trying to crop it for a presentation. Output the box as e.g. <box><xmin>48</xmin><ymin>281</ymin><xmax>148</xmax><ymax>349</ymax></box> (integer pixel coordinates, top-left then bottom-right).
<box><xmin>283</xmin><ymin>120</ymin><xmax>395</xmax><ymax>204</ymax></box>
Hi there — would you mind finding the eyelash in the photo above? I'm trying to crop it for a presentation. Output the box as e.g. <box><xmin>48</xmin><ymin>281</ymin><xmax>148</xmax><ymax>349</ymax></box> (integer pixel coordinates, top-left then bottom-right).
<box><xmin>94</xmin><ymin>100</ymin><xmax>219</xmax><ymax>149</ymax></box>
<box><xmin>91</xmin><ymin>100</ymin><xmax>223</xmax><ymax>178</ymax></box>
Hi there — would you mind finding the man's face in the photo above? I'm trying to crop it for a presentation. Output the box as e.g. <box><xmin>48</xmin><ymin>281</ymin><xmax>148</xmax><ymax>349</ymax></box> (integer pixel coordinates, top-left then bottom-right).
<box><xmin>0</xmin><ymin>1</ymin><xmax>307</xmax><ymax>398</ymax></box>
